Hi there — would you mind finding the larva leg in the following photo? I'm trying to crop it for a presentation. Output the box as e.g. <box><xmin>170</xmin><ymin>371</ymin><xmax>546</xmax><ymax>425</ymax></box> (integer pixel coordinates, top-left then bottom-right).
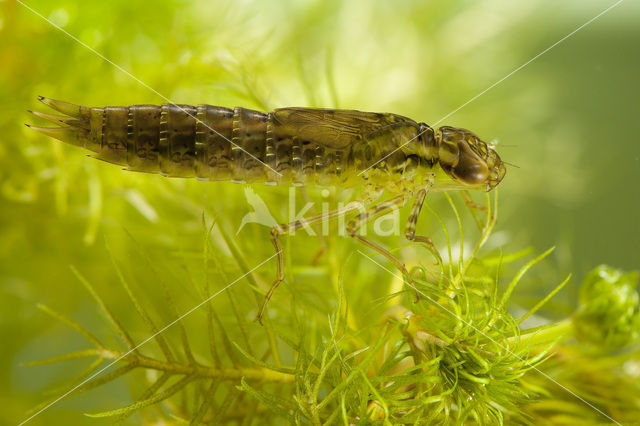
<box><xmin>461</xmin><ymin>190</ymin><xmax>487</xmax><ymax>213</ymax></box>
<box><xmin>405</xmin><ymin>189</ymin><xmax>443</xmax><ymax>264</ymax></box>
<box><xmin>256</xmin><ymin>202</ymin><xmax>362</xmax><ymax>323</ymax></box>
<box><xmin>346</xmin><ymin>195</ymin><xmax>419</xmax><ymax>292</ymax></box>
<box><xmin>461</xmin><ymin>190</ymin><xmax>492</xmax><ymax>231</ymax></box>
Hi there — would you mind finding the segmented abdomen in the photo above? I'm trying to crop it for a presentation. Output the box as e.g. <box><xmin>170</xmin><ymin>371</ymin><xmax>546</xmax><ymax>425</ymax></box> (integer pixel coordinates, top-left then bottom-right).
<box><xmin>30</xmin><ymin>98</ymin><xmax>349</xmax><ymax>185</ymax></box>
<box><xmin>96</xmin><ymin>103</ymin><xmax>267</xmax><ymax>182</ymax></box>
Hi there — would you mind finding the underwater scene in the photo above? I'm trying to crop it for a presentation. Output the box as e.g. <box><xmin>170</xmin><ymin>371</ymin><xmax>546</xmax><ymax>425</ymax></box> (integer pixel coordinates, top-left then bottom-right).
<box><xmin>1</xmin><ymin>0</ymin><xmax>639</xmax><ymax>424</ymax></box>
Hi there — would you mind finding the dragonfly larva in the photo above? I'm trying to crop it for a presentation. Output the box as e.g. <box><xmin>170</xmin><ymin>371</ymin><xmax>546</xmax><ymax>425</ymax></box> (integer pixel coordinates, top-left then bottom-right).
<box><xmin>28</xmin><ymin>97</ymin><xmax>506</xmax><ymax>322</ymax></box>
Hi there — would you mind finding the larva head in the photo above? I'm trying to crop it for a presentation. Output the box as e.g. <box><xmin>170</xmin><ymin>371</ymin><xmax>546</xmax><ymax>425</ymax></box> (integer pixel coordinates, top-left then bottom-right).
<box><xmin>436</xmin><ymin>126</ymin><xmax>506</xmax><ymax>191</ymax></box>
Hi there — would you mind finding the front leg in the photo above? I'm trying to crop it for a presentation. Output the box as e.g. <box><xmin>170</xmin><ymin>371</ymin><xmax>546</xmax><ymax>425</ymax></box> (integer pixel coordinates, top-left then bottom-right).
<box><xmin>404</xmin><ymin>188</ymin><xmax>443</xmax><ymax>265</ymax></box>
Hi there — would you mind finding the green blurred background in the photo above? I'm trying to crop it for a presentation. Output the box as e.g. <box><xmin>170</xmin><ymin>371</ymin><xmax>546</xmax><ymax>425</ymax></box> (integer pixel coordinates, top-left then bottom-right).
<box><xmin>1</xmin><ymin>0</ymin><xmax>638</xmax><ymax>423</ymax></box>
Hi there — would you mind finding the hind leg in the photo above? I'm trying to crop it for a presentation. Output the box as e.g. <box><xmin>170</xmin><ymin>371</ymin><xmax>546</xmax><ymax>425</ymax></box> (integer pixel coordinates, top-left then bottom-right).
<box><xmin>256</xmin><ymin>202</ymin><xmax>362</xmax><ymax>323</ymax></box>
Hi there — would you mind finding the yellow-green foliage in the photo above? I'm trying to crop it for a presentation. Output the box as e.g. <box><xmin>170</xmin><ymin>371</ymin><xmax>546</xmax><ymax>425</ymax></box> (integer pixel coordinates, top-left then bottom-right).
<box><xmin>2</xmin><ymin>1</ymin><xmax>639</xmax><ymax>425</ymax></box>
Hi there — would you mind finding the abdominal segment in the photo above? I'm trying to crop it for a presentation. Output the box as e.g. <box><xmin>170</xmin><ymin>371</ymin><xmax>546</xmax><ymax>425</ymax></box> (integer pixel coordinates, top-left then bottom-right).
<box><xmin>29</xmin><ymin>98</ymin><xmax>356</xmax><ymax>185</ymax></box>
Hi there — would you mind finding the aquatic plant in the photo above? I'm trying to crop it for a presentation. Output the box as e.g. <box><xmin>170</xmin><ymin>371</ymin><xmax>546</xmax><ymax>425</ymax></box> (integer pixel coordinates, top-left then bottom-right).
<box><xmin>22</xmin><ymin>194</ymin><xmax>640</xmax><ymax>424</ymax></box>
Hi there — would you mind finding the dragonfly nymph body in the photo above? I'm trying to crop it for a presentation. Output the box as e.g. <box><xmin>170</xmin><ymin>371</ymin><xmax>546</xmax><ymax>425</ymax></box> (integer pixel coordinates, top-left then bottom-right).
<box><xmin>28</xmin><ymin>97</ymin><xmax>506</xmax><ymax>321</ymax></box>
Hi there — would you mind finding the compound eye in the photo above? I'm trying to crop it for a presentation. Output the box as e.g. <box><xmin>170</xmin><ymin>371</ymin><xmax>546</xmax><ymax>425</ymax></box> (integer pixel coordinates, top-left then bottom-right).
<box><xmin>452</xmin><ymin>142</ymin><xmax>489</xmax><ymax>184</ymax></box>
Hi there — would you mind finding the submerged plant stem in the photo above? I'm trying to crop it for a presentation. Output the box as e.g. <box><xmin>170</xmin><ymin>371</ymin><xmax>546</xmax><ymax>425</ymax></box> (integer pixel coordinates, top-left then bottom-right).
<box><xmin>97</xmin><ymin>349</ymin><xmax>294</xmax><ymax>383</ymax></box>
<box><xmin>507</xmin><ymin>319</ymin><xmax>573</xmax><ymax>348</ymax></box>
